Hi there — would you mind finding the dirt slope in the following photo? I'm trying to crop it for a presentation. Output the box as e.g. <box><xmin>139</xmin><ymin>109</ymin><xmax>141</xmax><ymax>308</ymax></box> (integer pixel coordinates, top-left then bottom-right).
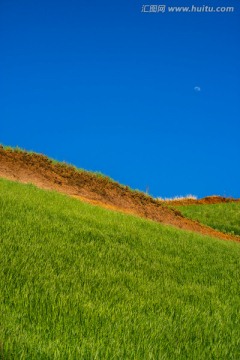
<box><xmin>0</xmin><ymin>146</ymin><xmax>239</xmax><ymax>242</ymax></box>
<box><xmin>160</xmin><ymin>196</ymin><xmax>240</xmax><ymax>206</ymax></box>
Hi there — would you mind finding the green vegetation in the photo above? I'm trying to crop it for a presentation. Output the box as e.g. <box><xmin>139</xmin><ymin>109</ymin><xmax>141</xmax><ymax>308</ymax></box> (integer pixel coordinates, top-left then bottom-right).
<box><xmin>178</xmin><ymin>202</ymin><xmax>240</xmax><ymax>236</ymax></box>
<box><xmin>1</xmin><ymin>178</ymin><xmax>240</xmax><ymax>359</ymax></box>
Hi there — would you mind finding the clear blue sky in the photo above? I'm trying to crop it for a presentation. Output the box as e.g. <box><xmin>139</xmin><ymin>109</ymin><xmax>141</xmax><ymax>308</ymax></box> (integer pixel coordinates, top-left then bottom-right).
<box><xmin>1</xmin><ymin>0</ymin><xmax>239</xmax><ymax>198</ymax></box>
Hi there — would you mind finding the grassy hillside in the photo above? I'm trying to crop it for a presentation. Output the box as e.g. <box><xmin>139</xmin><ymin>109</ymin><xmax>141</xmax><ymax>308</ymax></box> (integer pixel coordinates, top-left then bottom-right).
<box><xmin>177</xmin><ymin>202</ymin><xmax>240</xmax><ymax>236</ymax></box>
<box><xmin>1</xmin><ymin>178</ymin><xmax>240</xmax><ymax>359</ymax></box>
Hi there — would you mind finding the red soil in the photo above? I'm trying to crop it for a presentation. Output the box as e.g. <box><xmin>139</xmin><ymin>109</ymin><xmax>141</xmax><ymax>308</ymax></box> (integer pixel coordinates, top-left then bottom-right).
<box><xmin>160</xmin><ymin>196</ymin><xmax>240</xmax><ymax>206</ymax></box>
<box><xmin>0</xmin><ymin>146</ymin><xmax>239</xmax><ymax>243</ymax></box>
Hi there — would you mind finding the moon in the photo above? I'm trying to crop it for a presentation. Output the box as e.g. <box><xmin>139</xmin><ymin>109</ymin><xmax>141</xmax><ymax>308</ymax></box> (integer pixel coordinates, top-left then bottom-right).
<box><xmin>194</xmin><ymin>86</ymin><xmax>201</xmax><ymax>92</ymax></box>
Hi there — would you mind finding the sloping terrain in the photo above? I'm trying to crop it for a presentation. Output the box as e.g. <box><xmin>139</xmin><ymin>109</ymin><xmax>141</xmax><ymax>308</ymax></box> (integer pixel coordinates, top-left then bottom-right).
<box><xmin>1</xmin><ymin>178</ymin><xmax>240</xmax><ymax>359</ymax></box>
<box><xmin>0</xmin><ymin>146</ymin><xmax>239</xmax><ymax>242</ymax></box>
<box><xmin>178</xmin><ymin>202</ymin><xmax>240</xmax><ymax>236</ymax></box>
<box><xmin>160</xmin><ymin>196</ymin><xmax>240</xmax><ymax>206</ymax></box>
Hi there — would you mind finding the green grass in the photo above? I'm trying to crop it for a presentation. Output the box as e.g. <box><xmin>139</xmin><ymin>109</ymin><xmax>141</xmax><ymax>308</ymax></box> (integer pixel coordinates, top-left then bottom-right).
<box><xmin>1</xmin><ymin>178</ymin><xmax>240</xmax><ymax>359</ymax></box>
<box><xmin>177</xmin><ymin>202</ymin><xmax>240</xmax><ymax>236</ymax></box>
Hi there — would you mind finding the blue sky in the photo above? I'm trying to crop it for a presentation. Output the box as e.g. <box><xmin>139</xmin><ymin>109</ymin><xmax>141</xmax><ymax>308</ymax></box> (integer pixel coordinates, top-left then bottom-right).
<box><xmin>1</xmin><ymin>0</ymin><xmax>239</xmax><ymax>198</ymax></box>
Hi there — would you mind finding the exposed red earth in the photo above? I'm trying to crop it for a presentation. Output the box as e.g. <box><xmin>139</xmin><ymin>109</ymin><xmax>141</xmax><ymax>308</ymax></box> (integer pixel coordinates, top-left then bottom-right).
<box><xmin>0</xmin><ymin>146</ymin><xmax>239</xmax><ymax>242</ymax></box>
<box><xmin>159</xmin><ymin>196</ymin><xmax>240</xmax><ymax>206</ymax></box>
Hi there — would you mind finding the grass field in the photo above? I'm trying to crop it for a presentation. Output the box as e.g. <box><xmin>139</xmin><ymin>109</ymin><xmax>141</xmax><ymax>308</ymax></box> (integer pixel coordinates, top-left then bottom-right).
<box><xmin>177</xmin><ymin>202</ymin><xmax>240</xmax><ymax>236</ymax></box>
<box><xmin>1</xmin><ymin>178</ymin><xmax>240</xmax><ymax>359</ymax></box>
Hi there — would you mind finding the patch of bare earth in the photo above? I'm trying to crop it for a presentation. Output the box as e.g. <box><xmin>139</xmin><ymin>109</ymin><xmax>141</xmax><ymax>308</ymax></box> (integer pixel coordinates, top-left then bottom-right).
<box><xmin>159</xmin><ymin>196</ymin><xmax>240</xmax><ymax>206</ymax></box>
<box><xmin>0</xmin><ymin>146</ymin><xmax>239</xmax><ymax>242</ymax></box>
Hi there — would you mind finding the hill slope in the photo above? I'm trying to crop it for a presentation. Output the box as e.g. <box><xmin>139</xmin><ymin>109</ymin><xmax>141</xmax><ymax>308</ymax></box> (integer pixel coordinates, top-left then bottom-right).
<box><xmin>0</xmin><ymin>146</ymin><xmax>238</xmax><ymax>242</ymax></box>
<box><xmin>178</xmin><ymin>202</ymin><xmax>240</xmax><ymax>236</ymax></box>
<box><xmin>1</xmin><ymin>178</ymin><xmax>240</xmax><ymax>359</ymax></box>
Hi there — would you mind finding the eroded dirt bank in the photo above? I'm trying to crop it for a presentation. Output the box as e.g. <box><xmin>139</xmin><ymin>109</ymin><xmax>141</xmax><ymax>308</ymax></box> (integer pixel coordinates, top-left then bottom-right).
<box><xmin>0</xmin><ymin>146</ymin><xmax>239</xmax><ymax>242</ymax></box>
<box><xmin>159</xmin><ymin>196</ymin><xmax>240</xmax><ymax>206</ymax></box>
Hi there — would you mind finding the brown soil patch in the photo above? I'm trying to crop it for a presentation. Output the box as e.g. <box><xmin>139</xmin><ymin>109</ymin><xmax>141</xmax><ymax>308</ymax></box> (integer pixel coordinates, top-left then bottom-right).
<box><xmin>0</xmin><ymin>146</ymin><xmax>239</xmax><ymax>243</ymax></box>
<box><xmin>160</xmin><ymin>196</ymin><xmax>240</xmax><ymax>206</ymax></box>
